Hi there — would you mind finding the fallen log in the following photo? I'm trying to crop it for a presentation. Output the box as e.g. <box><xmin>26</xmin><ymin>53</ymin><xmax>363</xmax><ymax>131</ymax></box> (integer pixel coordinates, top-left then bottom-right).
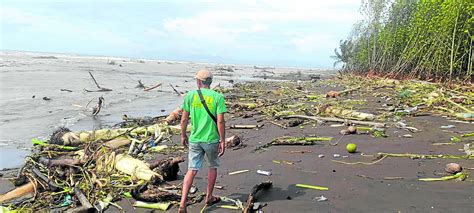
<box><xmin>115</xmin><ymin>154</ymin><xmax>162</xmax><ymax>181</ymax></box>
<box><xmin>326</xmin><ymin>86</ymin><xmax>360</xmax><ymax>98</ymax></box>
<box><xmin>283</xmin><ymin>115</ymin><xmax>386</xmax><ymax>128</ymax></box>
<box><xmin>38</xmin><ymin>157</ymin><xmax>82</xmax><ymax>167</ymax></box>
<box><xmin>243</xmin><ymin>181</ymin><xmax>272</xmax><ymax>213</ymax></box>
<box><xmin>0</xmin><ymin>181</ymin><xmax>36</xmax><ymax>203</ymax></box>
<box><xmin>132</xmin><ymin>184</ymin><xmax>181</xmax><ymax>203</ymax></box>
<box><xmin>323</xmin><ymin>106</ymin><xmax>375</xmax><ymax>121</ymax></box>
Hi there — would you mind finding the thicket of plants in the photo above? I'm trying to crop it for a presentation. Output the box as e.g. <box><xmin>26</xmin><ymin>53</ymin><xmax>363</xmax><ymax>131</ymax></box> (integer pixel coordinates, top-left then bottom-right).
<box><xmin>333</xmin><ymin>0</ymin><xmax>473</xmax><ymax>82</ymax></box>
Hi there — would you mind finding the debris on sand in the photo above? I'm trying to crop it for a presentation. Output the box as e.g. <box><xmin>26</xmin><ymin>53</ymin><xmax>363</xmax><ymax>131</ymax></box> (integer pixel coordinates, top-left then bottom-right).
<box><xmin>3</xmin><ymin>73</ymin><xmax>473</xmax><ymax>211</ymax></box>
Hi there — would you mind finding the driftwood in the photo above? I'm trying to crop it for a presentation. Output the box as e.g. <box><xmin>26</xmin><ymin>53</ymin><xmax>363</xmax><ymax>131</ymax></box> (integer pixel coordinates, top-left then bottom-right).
<box><xmin>92</xmin><ymin>97</ymin><xmax>105</xmax><ymax>116</ymax></box>
<box><xmin>38</xmin><ymin>157</ymin><xmax>82</xmax><ymax>167</ymax></box>
<box><xmin>31</xmin><ymin>168</ymin><xmax>60</xmax><ymax>191</ymax></box>
<box><xmin>74</xmin><ymin>187</ymin><xmax>93</xmax><ymax>211</ymax></box>
<box><xmin>84</xmin><ymin>71</ymin><xmax>112</xmax><ymax>92</ymax></box>
<box><xmin>243</xmin><ymin>181</ymin><xmax>272</xmax><ymax>213</ymax></box>
<box><xmin>0</xmin><ymin>182</ymin><xmax>36</xmax><ymax>203</ymax></box>
<box><xmin>326</xmin><ymin>86</ymin><xmax>360</xmax><ymax>98</ymax></box>
<box><xmin>283</xmin><ymin>115</ymin><xmax>386</xmax><ymax>128</ymax></box>
<box><xmin>132</xmin><ymin>184</ymin><xmax>181</xmax><ymax>203</ymax></box>
<box><xmin>132</xmin><ymin>183</ymin><xmax>204</xmax><ymax>205</ymax></box>
<box><xmin>136</xmin><ymin>80</ymin><xmax>146</xmax><ymax>89</ymax></box>
<box><xmin>169</xmin><ymin>83</ymin><xmax>183</xmax><ymax>96</ymax></box>
<box><xmin>144</xmin><ymin>83</ymin><xmax>162</xmax><ymax>92</ymax></box>
<box><xmin>230</xmin><ymin>124</ymin><xmax>264</xmax><ymax>129</ymax></box>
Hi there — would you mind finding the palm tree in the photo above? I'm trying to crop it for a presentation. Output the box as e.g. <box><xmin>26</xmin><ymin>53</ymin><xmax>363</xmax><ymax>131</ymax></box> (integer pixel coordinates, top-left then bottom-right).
<box><xmin>331</xmin><ymin>40</ymin><xmax>353</xmax><ymax>69</ymax></box>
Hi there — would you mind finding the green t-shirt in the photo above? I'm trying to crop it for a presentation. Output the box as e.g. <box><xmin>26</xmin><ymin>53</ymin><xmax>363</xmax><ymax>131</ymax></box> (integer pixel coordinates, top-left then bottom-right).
<box><xmin>182</xmin><ymin>88</ymin><xmax>227</xmax><ymax>143</ymax></box>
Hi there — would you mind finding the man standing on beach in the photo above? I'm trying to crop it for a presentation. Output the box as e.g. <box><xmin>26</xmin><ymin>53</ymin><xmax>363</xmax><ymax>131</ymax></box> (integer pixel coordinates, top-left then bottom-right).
<box><xmin>179</xmin><ymin>69</ymin><xmax>226</xmax><ymax>212</ymax></box>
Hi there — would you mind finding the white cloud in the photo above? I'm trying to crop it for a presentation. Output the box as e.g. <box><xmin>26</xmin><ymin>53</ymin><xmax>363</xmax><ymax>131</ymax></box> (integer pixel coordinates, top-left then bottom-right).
<box><xmin>161</xmin><ymin>0</ymin><xmax>361</xmax><ymax>49</ymax></box>
<box><xmin>290</xmin><ymin>33</ymin><xmax>335</xmax><ymax>53</ymax></box>
<box><xmin>1</xmin><ymin>7</ymin><xmax>137</xmax><ymax>48</ymax></box>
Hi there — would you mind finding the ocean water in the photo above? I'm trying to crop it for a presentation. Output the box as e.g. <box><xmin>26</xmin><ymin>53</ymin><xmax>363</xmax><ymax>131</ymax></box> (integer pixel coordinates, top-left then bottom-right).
<box><xmin>0</xmin><ymin>51</ymin><xmax>334</xmax><ymax>169</ymax></box>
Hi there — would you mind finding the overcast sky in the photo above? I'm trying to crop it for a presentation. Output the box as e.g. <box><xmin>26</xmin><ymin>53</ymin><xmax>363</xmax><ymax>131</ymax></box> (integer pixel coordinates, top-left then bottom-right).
<box><xmin>1</xmin><ymin>0</ymin><xmax>361</xmax><ymax>68</ymax></box>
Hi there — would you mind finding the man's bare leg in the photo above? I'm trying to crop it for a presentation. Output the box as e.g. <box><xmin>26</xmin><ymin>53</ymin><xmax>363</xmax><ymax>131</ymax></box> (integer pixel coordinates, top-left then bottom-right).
<box><xmin>179</xmin><ymin>170</ymin><xmax>198</xmax><ymax>210</ymax></box>
<box><xmin>206</xmin><ymin>168</ymin><xmax>217</xmax><ymax>202</ymax></box>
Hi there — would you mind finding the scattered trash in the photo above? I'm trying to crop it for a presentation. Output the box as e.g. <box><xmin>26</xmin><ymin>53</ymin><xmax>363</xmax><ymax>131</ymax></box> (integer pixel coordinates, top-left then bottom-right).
<box><xmin>318</xmin><ymin>154</ymin><xmax>325</xmax><ymax>158</ymax></box>
<box><xmin>214</xmin><ymin>185</ymin><xmax>225</xmax><ymax>190</ymax></box>
<box><xmin>314</xmin><ymin>195</ymin><xmax>328</xmax><ymax>202</ymax></box>
<box><xmin>257</xmin><ymin>170</ymin><xmax>272</xmax><ymax>176</ymax></box>
<box><xmin>189</xmin><ymin>186</ymin><xmax>198</xmax><ymax>194</ymax></box>
<box><xmin>333</xmin><ymin>154</ymin><xmax>341</xmax><ymax>158</ymax></box>
<box><xmin>42</xmin><ymin>96</ymin><xmax>51</xmax><ymax>101</ymax></box>
<box><xmin>440</xmin><ymin>125</ymin><xmax>455</xmax><ymax>129</ymax></box>
<box><xmin>401</xmin><ymin>134</ymin><xmax>413</xmax><ymax>138</ymax></box>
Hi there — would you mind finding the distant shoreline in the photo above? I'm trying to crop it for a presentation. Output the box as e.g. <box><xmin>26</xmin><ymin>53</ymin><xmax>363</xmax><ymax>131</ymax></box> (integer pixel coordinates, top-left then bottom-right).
<box><xmin>1</xmin><ymin>49</ymin><xmax>335</xmax><ymax>70</ymax></box>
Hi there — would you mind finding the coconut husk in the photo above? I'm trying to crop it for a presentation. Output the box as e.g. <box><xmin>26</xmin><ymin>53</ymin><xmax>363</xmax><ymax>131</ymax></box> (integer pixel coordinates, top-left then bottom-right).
<box><xmin>225</xmin><ymin>135</ymin><xmax>241</xmax><ymax>148</ymax></box>
<box><xmin>445</xmin><ymin>163</ymin><xmax>462</xmax><ymax>174</ymax></box>
<box><xmin>165</xmin><ymin>107</ymin><xmax>182</xmax><ymax>124</ymax></box>
<box><xmin>148</xmin><ymin>156</ymin><xmax>185</xmax><ymax>181</ymax></box>
<box><xmin>50</xmin><ymin>127</ymin><xmax>80</xmax><ymax>146</ymax></box>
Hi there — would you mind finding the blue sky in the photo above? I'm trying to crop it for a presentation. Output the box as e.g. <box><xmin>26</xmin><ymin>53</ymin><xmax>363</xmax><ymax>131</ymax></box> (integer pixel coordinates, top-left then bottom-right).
<box><xmin>1</xmin><ymin>0</ymin><xmax>361</xmax><ymax>68</ymax></box>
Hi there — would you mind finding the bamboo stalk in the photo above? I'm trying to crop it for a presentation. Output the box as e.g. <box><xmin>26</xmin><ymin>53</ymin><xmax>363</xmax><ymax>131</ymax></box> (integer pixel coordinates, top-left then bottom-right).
<box><xmin>283</xmin><ymin>115</ymin><xmax>386</xmax><ymax>128</ymax></box>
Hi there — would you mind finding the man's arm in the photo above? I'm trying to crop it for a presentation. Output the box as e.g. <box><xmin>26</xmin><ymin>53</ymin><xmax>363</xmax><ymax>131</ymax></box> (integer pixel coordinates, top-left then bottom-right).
<box><xmin>217</xmin><ymin>113</ymin><xmax>225</xmax><ymax>156</ymax></box>
<box><xmin>181</xmin><ymin>110</ymin><xmax>190</xmax><ymax>147</ymax></box>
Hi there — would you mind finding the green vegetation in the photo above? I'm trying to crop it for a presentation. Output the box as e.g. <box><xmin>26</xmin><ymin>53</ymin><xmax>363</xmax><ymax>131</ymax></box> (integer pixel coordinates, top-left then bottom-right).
<box><xmin>333</xmin><ymin>0</ymin><xmax>473</xmax><ymax>82</ymax></box>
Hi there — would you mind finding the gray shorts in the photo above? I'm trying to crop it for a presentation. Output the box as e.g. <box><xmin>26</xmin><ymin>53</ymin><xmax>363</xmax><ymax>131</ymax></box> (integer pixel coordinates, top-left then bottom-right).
<box><xmin>188</xmin><ymin>142</ymin><xmax>220</xmax><ymax>170</ymax></box>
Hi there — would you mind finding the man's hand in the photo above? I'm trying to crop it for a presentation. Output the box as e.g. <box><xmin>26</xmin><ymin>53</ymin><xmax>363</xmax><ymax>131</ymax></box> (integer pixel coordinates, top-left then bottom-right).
<box><xmin>181</xmin><ymin>135</ymin><xmax>189</xmax><ymax>148</ymax></box>
<box><xmin>218</xmin><ymin>140</ymin><xmax>225</xmax><ymax>157</ymax></box>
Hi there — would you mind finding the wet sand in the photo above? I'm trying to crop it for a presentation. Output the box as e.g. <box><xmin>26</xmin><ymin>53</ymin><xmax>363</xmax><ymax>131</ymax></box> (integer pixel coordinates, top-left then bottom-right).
<box><xmin>1</xmin><ymin>51</ymin><xmax>472</xmax><ymax>212</ymax></box>
<box><xmin>113</xmin><ymin>82</ymin><xmax>471</xmax><ymax>212</ymax></box>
